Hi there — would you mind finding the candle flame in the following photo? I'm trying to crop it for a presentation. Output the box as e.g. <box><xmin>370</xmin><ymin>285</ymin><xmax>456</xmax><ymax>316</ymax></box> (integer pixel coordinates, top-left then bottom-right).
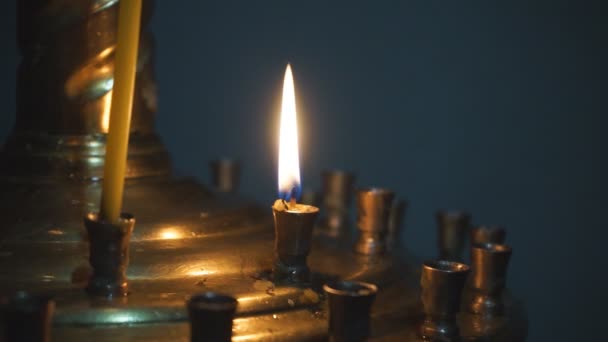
<box><xmin>278</xmin><ymin>64</ymin><xmax>301</xmax><ymax>201</ymax></box>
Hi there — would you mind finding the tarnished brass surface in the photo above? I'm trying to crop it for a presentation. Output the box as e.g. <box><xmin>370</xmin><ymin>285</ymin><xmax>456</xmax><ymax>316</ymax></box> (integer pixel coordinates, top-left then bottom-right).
<box><xmin>0</xmin><ymin>176</ymin><xmax>527</xmax><ymax>340</ymax></box>
<box><xmin>0</xmin><ymin>0</ymin><xmax>527</xmax><ymax>340</ymax></box>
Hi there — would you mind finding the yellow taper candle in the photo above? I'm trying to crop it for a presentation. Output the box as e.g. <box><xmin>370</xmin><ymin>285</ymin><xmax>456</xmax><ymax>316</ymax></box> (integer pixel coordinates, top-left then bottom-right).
<box><xmin>100</xmin><ymin>0</ymin><xmax>143</xmax><ymax>223</ymax></box>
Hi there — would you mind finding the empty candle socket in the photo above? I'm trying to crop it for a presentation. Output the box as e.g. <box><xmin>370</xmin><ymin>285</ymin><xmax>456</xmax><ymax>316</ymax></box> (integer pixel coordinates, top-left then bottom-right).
<box><xmin>436</xmin><ymin>210</ymin><xmax>471</xmax><ymax>262</ymax></box>
<box><xmin>2</xmin><ymin>291</ymin><xmax>54</xmax><ymax>342</ymax></box>
<box><xmin>209</xmin><ymin>159</ymin><xmax>241</xmax><ymax>193</ymax></box>
<box><xmin>272</xmin><ymin>203</ymin><xmax>319</xmax><ymax>283</ymax></box>
<box><xmin>323</xmin><ymin>280</ymin><xmax>378</xmax><ymax>342</ymax></box>
<box><xmin>354</xmin><ymin>188</ymin><xmax>395</xmax><ymax>255</ymax></box>
<box><xmin>318</xmin><ymin>170</ymin><xmax>355</xmax><ymax>238</ymax></box>
<box><xmin>84</xmin><ymin>212</ymin><xmax>135</xmax><ymax>297</ymax></box>
<box><xmin>420</xmin><ymin>260</ymin><xmax>470</xmax><ymax>341</ymax></box>
<box><xmin>470</xmin><ymin>225</ymin><xmax>506</xmax><ymax>245</ymax></box>
<box><xmin>467</xmin><ymin>243</ymin><xmax>512</xmax><ymax>317</ymax></box>
<box><xmin>187</xmin><ymin>292</ymin><xmax>238</xmax><ymax>342</ymax></box>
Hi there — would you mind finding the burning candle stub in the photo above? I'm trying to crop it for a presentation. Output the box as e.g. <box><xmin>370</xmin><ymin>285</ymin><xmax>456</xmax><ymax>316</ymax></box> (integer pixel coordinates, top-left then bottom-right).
<box><xmin>272</xmin><ymin>200</ymin><xmax>319</xmax><ymax>283</ymax></box>
<box><xmin>273</xmin><ymin>199</ymin><xmax>318</xmax><ymax>213</ymax></box>
<box><xmin>272</xmin><ymin>64</ymin><xmax>319</xmax><ymax>283</ymax></box>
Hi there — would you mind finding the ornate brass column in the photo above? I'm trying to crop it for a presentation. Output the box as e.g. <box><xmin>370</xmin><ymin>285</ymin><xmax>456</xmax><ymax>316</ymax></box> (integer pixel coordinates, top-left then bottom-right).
<box><xmin>3</xmin><ymin>0</ymin><xmax>168</xmax><ymax>181</ymax></box>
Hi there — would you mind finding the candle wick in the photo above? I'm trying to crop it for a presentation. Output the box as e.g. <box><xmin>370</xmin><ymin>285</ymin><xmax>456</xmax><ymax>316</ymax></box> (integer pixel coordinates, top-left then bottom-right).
<box><xmin>289</xmin><ymin>197</ymin><xmax>296</xmax><ymax>209</ymax></box>
<box><xmin>281</xmin><ymin>199</ymin><xmax>289</xmax><ymax>210</ymax></box>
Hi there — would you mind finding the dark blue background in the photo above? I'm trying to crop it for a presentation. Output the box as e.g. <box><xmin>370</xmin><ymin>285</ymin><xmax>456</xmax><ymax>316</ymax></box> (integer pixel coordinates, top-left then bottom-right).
<box><xmin>1</xmin><ymin>1</ymin><xmax>606</xmax><ymax>340</ymax></box>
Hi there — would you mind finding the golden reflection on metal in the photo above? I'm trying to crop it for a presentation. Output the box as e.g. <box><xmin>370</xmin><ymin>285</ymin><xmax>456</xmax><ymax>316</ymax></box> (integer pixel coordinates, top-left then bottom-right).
<box><xmin>108</xmin><ymin>312</ymin><xmax>137</xmax><ymax>324</ymax></box>
<box><xmin>101</xmin><ymin>90</ymin><xmax>113</xmax><ymax>133</ymax></box>
<box><xmin>187</xmin><ymin>270</ymin><xmax>215</xmax><ymax>277</ymax></box>
<box><xmin>235</xmin><ymin>296</ymin><xmax>260</xmax><ymax>305</ymax></box>
<box><xmin>88</xmin><ymin>157</ymin><xmax>105</xmax><ymax>167</ymax></box>
<box><xmin>92</xmin><ymin>0</ymin><xmax>119</xmax><ymax>13</ymax></box>
<box><xmin>232</xmin><ymin>317</ymin><xmax>266</xmax><ymax>342</ymax></box>
<box><xmin>158</xmin><ymin>227</ymin><xmax>185</xmax><ymax>240</ymax></box>
<box><xmin>65</xmin><ymin>52</ymin><xmax>114</xmax><ymax>100</ymax></box>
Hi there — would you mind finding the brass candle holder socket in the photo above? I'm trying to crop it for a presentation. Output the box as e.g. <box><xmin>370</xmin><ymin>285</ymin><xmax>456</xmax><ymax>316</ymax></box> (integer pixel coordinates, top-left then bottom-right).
<box><xmin>2</xmin><ymin>291</ymin><xmax>55</xmax><ymax>342</ymax></box>
<box><xmin>209</xmin><ymin>159</ymin><xmax>241</xmax><ymax>193</ymax></box>
<box><xmin>436</xmin><ymin>210</ymin><xmax>471</xmax><ymax>261</ymax></box>
<box><xmin>187</xmin><ymin>292</ymin><xmax>238</xmax><ymax>342</ymax></box>
<box><xmin>420</xmin><ymin>260</ymin><xmax>470</xmax><ymax>341</ymax></box>
<box><xmin>468</xmin><ymin>243</ymin><xmax>512</xmax><ymax>316</ymax></box>
<box><xmin>272</xmin><ymin>205</ymin><xmax>319</xmax><ymax>283</ymax></box>
<box><xmin>354</xmin><ymin>188</ymin><xmax>394</xmax><ymax>255</ymax></box>
<box><xmin>318</xmin><ymin>170</ymin><xmax>355</xmax><ymax>237</ymax></box>
<box><xmin>323</xmin><ymin>280</ymin><xmax>378</xmax><ymax>342</ymax></box>
<box><xmin>470</xmin><ymin>225</ymin><xmax>506</xmax><ymax>245</ymax></box>
<box><xmin>84</xmin><ymin>212</ymin><xmax>135</xmax><ymax>297</ymax></box>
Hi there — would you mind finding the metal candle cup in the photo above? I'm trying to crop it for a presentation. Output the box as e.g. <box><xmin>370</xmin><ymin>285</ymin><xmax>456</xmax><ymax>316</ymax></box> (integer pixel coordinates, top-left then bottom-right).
<box><xmin>436</xmin><ymin>210</ymin><xmax>471</xmax><ymax>261</ymax></box>
<box><xmin>323</xmin><ymin>280</ymin><xmax>378</xmax><ymax>342</ymax></box>
<box><xmin>272</xmin><ymin>201</ymin><xmax>319</xmax><ymax>283</ymax></box>
<box><xmin>2</xmin><ymin>292</ymin><xmax>55</xmax><ymax>342</ymax></box>
<box><xmin>318</xmin><ymin>170</ymin><xmax>355</xmax><ymax>237</ymax></box>
<box><xmin>187</xmin><ymin>292</ymin><xmax>238</xmax><ymax>342</ymax></box>
<box><xmin>420</xmin><ymin>260</ymin><xmax>470</xmax><ymax>341</ymax></box>
<box><xmin>468</xmin><ymin>243</ymin><xmax>512</xmax><ymax>316</ymax></box>
<box><xmin>354</xmin><ymin>188</ymin><xmax>395</xmax><ymax>255</ymax></box>
<box><xmin>470</xmin><ymin>225</ymin><xmax>506</xmax><ymax>245</ymax></box>
<box><xmin>209</xmin><ymin>159</ymin><xmax>241</xmax><ymax>193</ymax></box>
<box><xmin>84</xmin><ymin>212</ymin><xmax>135</xmax><ymax>297</ymax></box>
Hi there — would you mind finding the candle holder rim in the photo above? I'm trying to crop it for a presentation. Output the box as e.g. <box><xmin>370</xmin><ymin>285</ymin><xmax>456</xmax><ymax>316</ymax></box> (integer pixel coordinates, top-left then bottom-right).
<box><xmin>209</xmin><ymin>158</ymin><xmax>240</xmax><ymax>166</ymax></box>
<box><xmin>357</xmin><ymin>187</ymin><xmax>394</xmax><ymax>196</ymax></box>
<box><xmin>473</xmin><ymin>224</ymin><xmax>506</xmax><ymax>232</ymax></box>
<box><xmin>472</xmin><ymin>242</ymin><xmax>512</xmax><ymax>253</ymax></box>
<box><xmin>435</xmin><ymin>209</ymin><xmax>471</xmax><ymax>219</ymax></box>
<box><xmin>187</xmin><ymin>292</ymin><xmax>238</xmax><ymax>312</ymax></box>
<box><xmin>423</xmin><ymin>260</ymin><xmax>470</xmax><ymax>273</ymax></box>
<box><xmin>272</xmin><ymin>204</ymin><xmax>319</xmax><ymax>214</ymax></box>
<box><xmin>321</xmin><ymin>169</ymin><xmax>355</xmax><ymax>178</ymax></box>
<box><xmin>323</xmin><ymin>280</ymin><xmax>378</xmax><ymax>297</ymax></box>
<box><xmin>85</xmin><ymin>211</ymin><xmax>135</xmax><ymax>225</ymax></box>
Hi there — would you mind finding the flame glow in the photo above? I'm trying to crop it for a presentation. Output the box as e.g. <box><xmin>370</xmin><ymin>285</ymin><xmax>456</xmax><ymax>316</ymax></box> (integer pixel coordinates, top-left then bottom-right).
<box><xmin>278</xmin><ymin>64</ymin><xmax>301</xmax><ymax>200</ymax></box>
<box><xmin>158</xmin><ymin>227</ymin><xmax>183</xmax><ymax>240</ymax></box>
